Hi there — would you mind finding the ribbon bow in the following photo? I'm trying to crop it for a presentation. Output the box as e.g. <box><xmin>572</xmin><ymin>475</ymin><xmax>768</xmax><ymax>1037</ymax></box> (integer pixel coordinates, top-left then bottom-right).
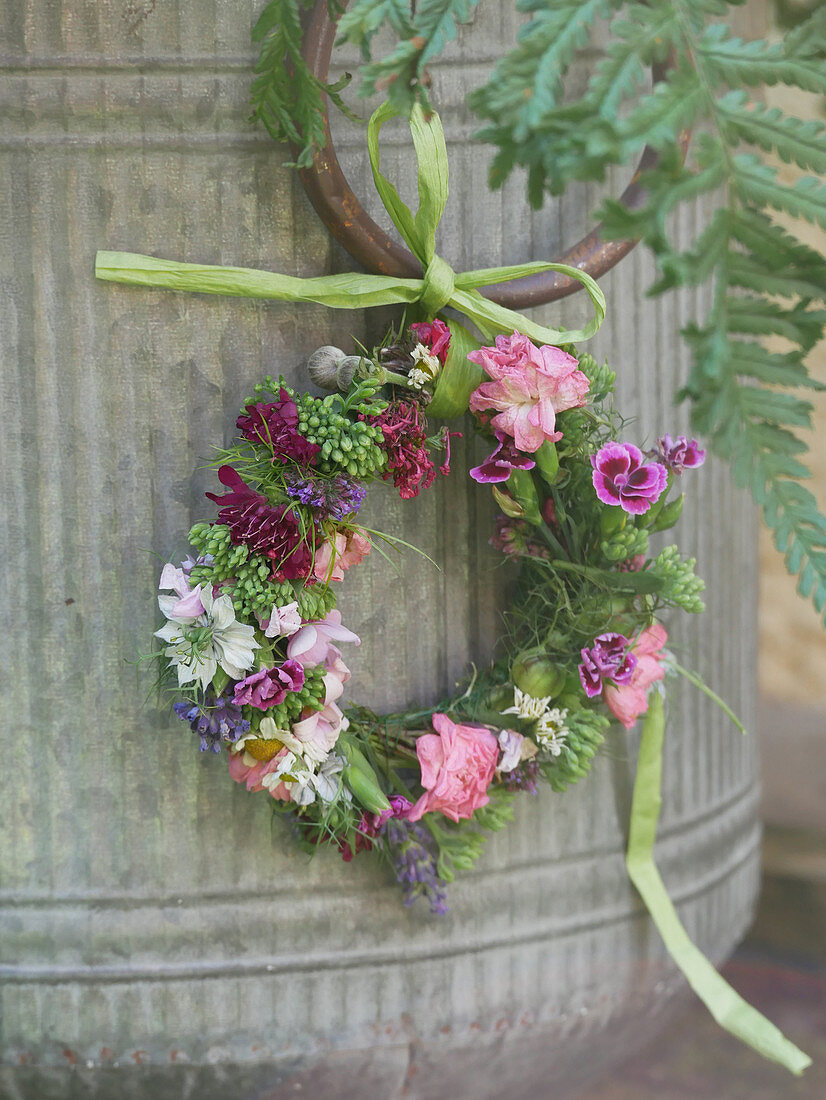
<box><xmin>95</xmin><ymin>102</ymin><xmax>605</xmax><ymax>418</ymax></box>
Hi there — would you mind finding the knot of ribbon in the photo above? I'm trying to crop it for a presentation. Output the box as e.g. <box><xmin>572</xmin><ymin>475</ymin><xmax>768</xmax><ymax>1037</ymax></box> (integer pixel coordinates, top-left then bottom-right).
<box><xmin>95</xmin><ymin>102</ymin><xmax>605</xmax><ymax>418</ymax></box>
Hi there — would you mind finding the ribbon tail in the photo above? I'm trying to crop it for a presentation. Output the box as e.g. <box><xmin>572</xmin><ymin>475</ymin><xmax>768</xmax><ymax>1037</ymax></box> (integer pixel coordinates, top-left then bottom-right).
<box><xmin>626</xmin><ymin>692</ymin><xmax>811</xmax><ymax>1076</ymax></box>
<box><xmin>94</xmin><ymin>251</ymin><xmax>426</xmax><ymax>309</ymax></box>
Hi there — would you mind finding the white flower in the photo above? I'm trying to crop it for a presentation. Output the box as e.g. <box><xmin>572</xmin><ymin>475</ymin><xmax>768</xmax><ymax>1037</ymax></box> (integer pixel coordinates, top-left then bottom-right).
<box><xmin>155</xmin><ymin>585</ymin><xmax>259</xmax><ymax>692</ymax></box>
<box><xmin>535</xmin><ymin>707</ymin><xmax>570</xmax><ymax>757</ymax></box>
<box><xmin>312</xmin><ymin>753</ymin><xmax>349</xmax><ymax>804</ymax></box>
<box><xmin>497</xmin><ymin>729</ymin><xmax>524</xmax><ymax>773</ymax></box>
<box><xmin>501</xmin><ymin>686</ymin><xmax>552</xmax><ymax>722</ymax></box>
<box><xmin>408</xmin><ymin>344</ymin><xmax>441</xmax><ymax>390</ymax></box>
<box><xmin>264</xmin><ymin>600</ymin><xmax>302</xmax><ymax>639</ymax></box>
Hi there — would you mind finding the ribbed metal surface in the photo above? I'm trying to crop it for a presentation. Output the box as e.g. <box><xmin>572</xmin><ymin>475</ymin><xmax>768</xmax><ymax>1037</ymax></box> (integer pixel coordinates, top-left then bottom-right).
<box><xmin>1</xmin><ymin>3</ymin><xmax>761</xmax><ymax>1097</ymax></box>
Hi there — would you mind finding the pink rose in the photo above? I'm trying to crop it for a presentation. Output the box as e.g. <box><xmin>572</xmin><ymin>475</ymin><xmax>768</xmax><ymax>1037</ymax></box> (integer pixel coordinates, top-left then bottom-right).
<box><xmin>313</xmin><ymin>529</ymin><xmax>372</xmax><ymax>583</ymax></box>
<box><xmin>468</xmin><ymin>332</ymin><xmax>589</xmax><ymax>453</ymax></box>
<box><xmin>603</xmin><ymin>623</ymin><xmax>668</xmax><ymax>729</ymax></box>
<box><xmin>408</xmin><ymin>713</ymin><xmax>499</xmax><ymax>823</ymax></box>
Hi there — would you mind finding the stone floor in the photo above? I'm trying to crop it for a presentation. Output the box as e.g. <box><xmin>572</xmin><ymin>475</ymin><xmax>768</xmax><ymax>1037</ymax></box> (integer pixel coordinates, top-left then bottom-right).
<box><xmin>578</xmin><ymin>823</ymin><xmax>826</xmax><ymax>1099</ymax></box>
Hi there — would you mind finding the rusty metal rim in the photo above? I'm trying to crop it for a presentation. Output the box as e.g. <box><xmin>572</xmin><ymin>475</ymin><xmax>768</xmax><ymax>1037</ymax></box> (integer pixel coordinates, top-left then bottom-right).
<box><xmin>296</xmin><ymin>0</ymin><xmax>686</xmax><ymax>308</ymax></box>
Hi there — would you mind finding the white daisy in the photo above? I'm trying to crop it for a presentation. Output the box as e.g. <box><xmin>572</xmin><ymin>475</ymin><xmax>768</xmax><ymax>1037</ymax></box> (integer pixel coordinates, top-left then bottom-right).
<box><xmin>535</xmin><ymin>707</ymin><xmax>570</xmax><ymax>757</ymax></box>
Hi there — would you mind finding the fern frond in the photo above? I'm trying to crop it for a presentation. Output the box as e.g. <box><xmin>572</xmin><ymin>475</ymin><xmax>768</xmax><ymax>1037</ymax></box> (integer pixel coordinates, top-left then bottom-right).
<box><xmin>250</xmin><ymin>0</ymin><xmax>356</xmax><ymax>169</ymax></box>
<box><xmin>351</xmin><ymin>0</ymin><xmax>480</xmax><ymax>112</ymax></box>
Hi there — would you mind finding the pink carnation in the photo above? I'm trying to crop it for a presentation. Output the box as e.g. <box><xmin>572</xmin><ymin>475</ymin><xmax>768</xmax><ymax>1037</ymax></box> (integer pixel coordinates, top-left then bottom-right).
<box><xmin>408</xmin><ymin>713</ymin><xmax>499</xmax><ymax>823</ymax></box>
<box><xmin>468</xmin><ymin>333</ymin><xmax>589</xmax><ymax>453</ymax></box>
<box><xmin>313</xmin><ymin>528</ymin><xmax>371</xmax><ymax>583</ymax></box>
<box><xmin>603</xmin><ymin>623</ymin><xmax>668</xmax><ymax>729</ymax></box>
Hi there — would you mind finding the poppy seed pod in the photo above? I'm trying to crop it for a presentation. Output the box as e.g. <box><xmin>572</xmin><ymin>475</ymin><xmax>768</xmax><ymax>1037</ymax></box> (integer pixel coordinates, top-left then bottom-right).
<box><xmin>335</xmin><ymin>355</ymin><xmax>363</xmax><ymax>392</ymax></box>
<box><xmin>307</xmin><ymin>345</ymin><xmax>346</xmax><ymax>390</ymax></box>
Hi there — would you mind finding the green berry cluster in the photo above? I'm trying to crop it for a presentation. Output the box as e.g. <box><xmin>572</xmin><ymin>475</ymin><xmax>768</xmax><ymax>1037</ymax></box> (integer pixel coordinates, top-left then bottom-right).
<box><xmin>601</xmin><ymin>525</ymin><xmax>650</xmax><ymax>563</ymax></box>
<box><xmin>540</xmin><ymin>709</ymin><xmax>609</xmax><ymax>792</ymax></box>
<box><xmin>295</xmin><ymin>582</ymin><xmax>337</xmax><ymax>621</ymax></box>
<box><xmin>188</xmin><ymin>523</ymin><xmax>294</xmax><ymax>618</ymax></box>
<box><xmin>297</xmin><ymin>396</ymin><xmax>386</xmax><ymax>478</ymax></box>
<box><xmin>652</xmin><ymin>545</ymin><xmax>706</xmax><ymax>613</ymax></box>
<box><xmin>248</xmin><ymin>664</ymin><xmax>327</xmax><ymax>730</ymax></box>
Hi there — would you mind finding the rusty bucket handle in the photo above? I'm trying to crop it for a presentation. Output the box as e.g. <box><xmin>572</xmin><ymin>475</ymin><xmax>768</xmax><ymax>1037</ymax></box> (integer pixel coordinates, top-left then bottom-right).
<box><xmin>296</xmin><ymin>0</ymin><xmax>686</xmax><ymax>307</ymax></box>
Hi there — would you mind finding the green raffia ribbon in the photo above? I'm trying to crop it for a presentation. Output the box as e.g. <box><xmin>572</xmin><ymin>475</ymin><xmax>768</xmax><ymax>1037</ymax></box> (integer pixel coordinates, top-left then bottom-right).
<box><xmin>95</xmin><ymin>102</ymin><xmax>605</xmax><ymax>420</ymax></box>
<box><xmin>95</xmin><ymin>100</ymin><xmax>808</xmax><ymax>1074</ymax></box>
<box><xmin>627</xmin><ymin>693</ymin><xmax>811</xmax><ymax>1076</ymax></box>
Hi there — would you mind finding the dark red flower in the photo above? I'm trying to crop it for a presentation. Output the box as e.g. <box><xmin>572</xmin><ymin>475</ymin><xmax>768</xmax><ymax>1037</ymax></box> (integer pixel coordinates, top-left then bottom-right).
<box><xmin>236</xmin><ymin>389</ymin><xmax>320</xmax><ymax>466</ymax></box>
<box><xmin>363</xmin><ymin>401</ymin><xmax>442</xmax><ymax>500</ymax></box>
<box><xmin>205</xmin><ymin>465</ymin><xmax>315</xmax><ymax>579</ymax></box>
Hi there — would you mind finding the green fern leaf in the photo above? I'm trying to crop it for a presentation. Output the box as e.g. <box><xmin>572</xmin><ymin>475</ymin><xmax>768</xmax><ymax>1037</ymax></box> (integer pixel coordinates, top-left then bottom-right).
<box><xmin>717</xmin><ymin>94</ymin><xmax>826</xmax><ymax>175</ymax></box>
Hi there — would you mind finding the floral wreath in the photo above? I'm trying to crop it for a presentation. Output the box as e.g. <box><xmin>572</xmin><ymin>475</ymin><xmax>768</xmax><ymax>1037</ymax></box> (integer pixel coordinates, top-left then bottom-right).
<box><xmin>98</xmin><ymin>106</ymin><xmax>809</xmax><ymax>1074</ymax></box>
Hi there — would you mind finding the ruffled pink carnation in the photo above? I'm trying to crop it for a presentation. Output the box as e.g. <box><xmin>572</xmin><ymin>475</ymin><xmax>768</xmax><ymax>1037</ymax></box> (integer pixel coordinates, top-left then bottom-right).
<box><xmin>408</xmin><ymin>713</ymin><xmax>499</xmax><ymax>823</ymax></box>
<box><xmin>468</xmin><ymin>333</ymin><xmax>589</xmax><ymax>453</ymax></box>
<box><xmin>603</xmin><ymin>623</ymin><xmax>668</xmax><ymax>729</ymax></box>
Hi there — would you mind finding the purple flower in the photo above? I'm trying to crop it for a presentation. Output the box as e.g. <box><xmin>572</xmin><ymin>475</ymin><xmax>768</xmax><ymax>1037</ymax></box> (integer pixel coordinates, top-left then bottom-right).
<box><xmin>174</xmin><ymin>690</ymin><xmax>250</xmax><ymax>752</ymax></box>
<box><xmin>502</xmin><ymin>759</ymin><xmax>540</xmax><ymax>795</ymax></box>
<box><xmin>373</xmin><ymin>795</ymin><xmax>413</xmax><ymax>831</ymax></box>
<box><xmin>236</xmin><ymin>390</ymin><xmax>320</xmax><ymax>466</ymax></box>
<box><xmin>384</xmin><ymin>818</ymin><xmax>448</xmax><ymax>915</ymax></box>
<box><xmin>656</xmin><ymin>434</ymin><xmax>705</xmax><ymax>474</ymax></box>
<box><xmin>470</xmin><ymin>430</ymin><xmax>537</xmax><ymax>484</ymax></box>
<box><xmin>232</xmin><ymin>659</ymin><xmax>305</xmax><ymax>711</ymax></box>
<box><xmin>591</xmin><ymin>442</ymin><xmax>667</xmax><ymax>515</ymax></box>
<box><xmin>578</xmin><ymin>632</ymin><xmax>637</xmax><ymax>698</ymax></box>
<box><xmin>284</xmin><ymin>472</ymin><xmax>367</xmax><ymax>519</ymax></box>
<box><xmin>489</xmin><ymin>515</ymin><xmax>548</xmax><ymax>559</ymax></box>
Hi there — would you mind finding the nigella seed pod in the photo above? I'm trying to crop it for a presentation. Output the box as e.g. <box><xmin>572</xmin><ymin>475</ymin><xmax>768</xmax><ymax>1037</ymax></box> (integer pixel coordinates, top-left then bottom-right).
<box><xmin>307</xmin><ymin>346</ymin><xmax>346</xmax><ymax>390</ymax></box>
<box><xmin>334</xmin><ymin>355</ymin><xmax>362</xmax><ymax>392</ymax></box>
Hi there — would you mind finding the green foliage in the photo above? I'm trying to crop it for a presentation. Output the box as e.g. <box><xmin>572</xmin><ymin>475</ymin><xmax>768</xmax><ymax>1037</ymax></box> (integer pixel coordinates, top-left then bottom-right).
<box><xmin>541</xmin><ymin>709</ymin><xmax>609</xmax><ymax>792</ymax></box>
<box><xmin>649</xmin><ymin>545</ymin><xmax>705</xmax><ymax>613</ymax></box>
<box><xmin>250</xmin><ymin>0</ymin><xmax>357</xmax><ymax>169</ymax></box>
<box><xmin>337</xmin><ymin>0</ymin><xmax>480</xmax><ymax>113</ymax></box>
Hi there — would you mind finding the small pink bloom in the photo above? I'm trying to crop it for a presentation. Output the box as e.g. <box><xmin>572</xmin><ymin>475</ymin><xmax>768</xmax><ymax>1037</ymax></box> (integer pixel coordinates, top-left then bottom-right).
<box><xmin>264</xmin><ymin>600</ymin><xmax>302</xmax><ymax>638</ymax></box>
<box><xmin>408</xmin><ymin>713</ymin><xmax>499</xmax><ymax>823</ymax></box>
<box><xmin>287</xmin><ymin>610</ymin><xmax>360</xmax><ymax>668</ymax></box>
<box><xmin>468</xmin><ymin>333</ymin><xmax>589</xmax><ymax>453</ymax></box>
<box><xmin>313</xmin><ymin>529</ymin><xmax>371</xmax><ymax>583</ymax></box>
<box><xmin>603</xmin><ymin>623</ymin><xmax>668</xmax><ymax>729</ymax></box>
<box><xmin>291</xmin><ymin>702</ymin><xmax>348</xmax><ymax>764</ymax></box>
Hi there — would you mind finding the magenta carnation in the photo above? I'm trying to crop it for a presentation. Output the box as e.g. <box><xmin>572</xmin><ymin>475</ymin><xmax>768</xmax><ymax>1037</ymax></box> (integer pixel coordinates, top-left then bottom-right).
<box><xmin>468</xmin><ymin>333</ymin><xmax>589</xmax><ymax>453</ymax></box>
<box><xmin>232</xmin><ymin>659</ymin><xmax>305</xmax><ymax>710</ymax></box>
<box><xmin>591</xmin><ymin>442</ymin><xmax>667</xmax><ymax>515</ymax></box>
<box><xmin>656</xmin><ymin>434</ymin><xmax>705</xmax><ymax>474</ymax></box>
<box><xmin>410</xmin><ymin>319</ymin><xmax>451</xmax><ymax>364</ymax></box>
<box><xmin>236</xmin><ymin>389</ymin><xmax>320</xmax><ymax>466</ymax></box>
<box><xmin>578</xmin><ymin>633</ymin><xmax>637</xmax><ymax>698</ymax></box>
<box><xmin>470</xmin><ymin>429</ymin><xmax>536</xmax><ymax>484</ymax></box>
